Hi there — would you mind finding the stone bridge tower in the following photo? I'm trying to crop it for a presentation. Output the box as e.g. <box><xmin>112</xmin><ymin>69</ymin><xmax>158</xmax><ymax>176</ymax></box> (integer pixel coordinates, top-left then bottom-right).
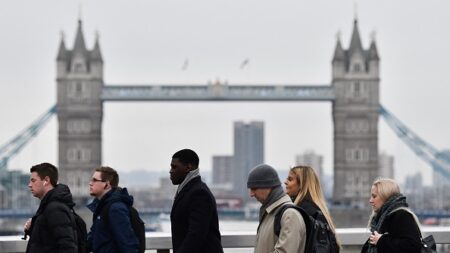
<box><xmin>56</xmin><ymin>20</ymin><xmax>103</xmax><ymax>202</ymax></box>
<box><xmin>332</xmin><ymin>19</ymin><xmax>380</xmax><ymax>209</ymax></box>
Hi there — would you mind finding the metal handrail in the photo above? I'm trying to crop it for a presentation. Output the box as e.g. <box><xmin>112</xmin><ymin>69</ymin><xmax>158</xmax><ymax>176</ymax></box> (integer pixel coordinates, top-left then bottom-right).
<box><xmin>1</xmin><ymin>227</ymin><xmax>449</xmax><ymax>252</ymax></box>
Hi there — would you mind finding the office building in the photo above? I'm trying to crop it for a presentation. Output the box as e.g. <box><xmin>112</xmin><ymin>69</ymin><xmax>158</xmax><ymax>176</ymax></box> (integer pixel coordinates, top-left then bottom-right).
<box><xmin>233</xmin><ymin>121</ymin><xmax>264</xmax><ymax>201</ymax></box>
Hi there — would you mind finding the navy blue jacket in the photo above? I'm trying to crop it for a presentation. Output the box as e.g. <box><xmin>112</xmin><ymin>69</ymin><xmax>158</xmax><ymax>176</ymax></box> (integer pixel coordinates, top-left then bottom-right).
<box><xmin>170</xmin><ymin>176</ymin><xmax>223</xmax><ymax>253</ymax></box>
<box><xmin>87</xmin><ymin>188</ymin><xmax>139</xmax><ymax>253</ymax></box>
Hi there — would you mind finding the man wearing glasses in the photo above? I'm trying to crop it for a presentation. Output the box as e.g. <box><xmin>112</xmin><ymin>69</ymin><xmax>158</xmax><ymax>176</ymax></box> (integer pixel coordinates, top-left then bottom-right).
<box><xmin>86</xmin><ymin>166</ymin><xmax>139</xmax><ymax>253</ymax></box>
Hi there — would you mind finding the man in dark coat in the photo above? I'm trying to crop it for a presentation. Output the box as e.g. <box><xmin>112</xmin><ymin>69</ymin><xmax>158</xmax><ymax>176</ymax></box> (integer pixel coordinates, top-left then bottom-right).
<box><xmin>24</xmin><ymin>162</ymin><xmax>78</xmax><ymax>253</ymax></box>
<box><xmin>169</xmin><ymin>149</ymin><xmax>223</xmax><ymax>253</ymax></box>
<box><xmin>87</xmin><ymin>166</ymin><xmax>139</xmax><ymax>253</ymax></box>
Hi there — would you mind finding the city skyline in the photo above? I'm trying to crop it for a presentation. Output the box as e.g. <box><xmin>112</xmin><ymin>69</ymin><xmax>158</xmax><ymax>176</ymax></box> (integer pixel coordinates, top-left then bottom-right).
<box><xmin>1</xmin><ymin>0</ymin><xmax>449</xmax><ymax>186</ymax></box>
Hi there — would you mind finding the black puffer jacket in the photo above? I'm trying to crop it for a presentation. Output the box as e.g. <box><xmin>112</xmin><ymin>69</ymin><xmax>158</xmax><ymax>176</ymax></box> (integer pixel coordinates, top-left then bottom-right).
<box><xmin>26</xmin><ymin>184</ymin><xmax>78</xmax><ymax>253</ymax></box>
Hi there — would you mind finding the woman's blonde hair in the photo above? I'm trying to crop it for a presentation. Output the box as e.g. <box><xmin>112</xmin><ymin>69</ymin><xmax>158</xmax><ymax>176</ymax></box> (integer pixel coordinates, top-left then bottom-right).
<box><xmin>372</xmin><ymin>177</ymin><xmax>400</xmax><ymax>202</ymax></box>
<box><xmin>367</xmin><ymin>177</ymin><xmax>402</xmax><ymax>227</ymax></box>
<box><xmin>290</xmin><ymin>166</ymin><xmax>340</xmax><ymax>248</ymax></box>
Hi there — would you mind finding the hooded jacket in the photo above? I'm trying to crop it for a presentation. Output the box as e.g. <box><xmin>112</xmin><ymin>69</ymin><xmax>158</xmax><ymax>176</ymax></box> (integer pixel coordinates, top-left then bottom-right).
<box><xmin>87</xmin><ymin>187</ymin><xmax>139</xmax><ymax>253</ymax></box>
<box><xmin>26</xmin><ymin>184</ymin><xmax>78</xmax><ymax>253</ymax></box>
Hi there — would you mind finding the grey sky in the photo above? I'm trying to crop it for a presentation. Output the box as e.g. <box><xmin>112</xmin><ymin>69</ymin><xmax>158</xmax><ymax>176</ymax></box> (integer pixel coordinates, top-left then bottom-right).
<box><xmin>1</xmin><ymin>0</ymin><xmax>449</xmax><ymax>185</ymax></box>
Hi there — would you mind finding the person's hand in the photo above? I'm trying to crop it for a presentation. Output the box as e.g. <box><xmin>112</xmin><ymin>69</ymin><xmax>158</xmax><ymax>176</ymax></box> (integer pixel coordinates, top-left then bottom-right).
<box><xmin>369</xmin><ymin>231</ymin><xmax>382</xmax><ymax>245</ymax></box>
<box><xmin>24</xmin><ymin>218</ymin><xmax>32</xmax><ymax>231</ymax></box>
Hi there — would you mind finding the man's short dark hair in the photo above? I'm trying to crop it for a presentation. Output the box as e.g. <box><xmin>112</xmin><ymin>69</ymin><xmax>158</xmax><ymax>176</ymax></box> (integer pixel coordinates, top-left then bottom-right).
<box><xmin>30</xmin><ymin>163</ymin><xmax>58</xmax><ymax>187</ymax></box>
<box><xmin>95</xmin><ymin>166</ymin><xmax>119</xmax><ymax>188</ymax></box>
<box><xmin>172</xmin><ymin>149</ymin><xmax>199</xmax><ymax>169</ymax></box>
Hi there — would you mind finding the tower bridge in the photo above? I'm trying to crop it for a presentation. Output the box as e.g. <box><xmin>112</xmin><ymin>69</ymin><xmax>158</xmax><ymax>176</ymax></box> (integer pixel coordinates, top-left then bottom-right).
<box><xmin>55</xmin><ymin>18</ymin><xmax>379</xmax><ymax>209</ymax></box>
<box><xmin>1</xmin><ymin>18</ymin><xmax>450</xmax><ymax>222</ymax></box>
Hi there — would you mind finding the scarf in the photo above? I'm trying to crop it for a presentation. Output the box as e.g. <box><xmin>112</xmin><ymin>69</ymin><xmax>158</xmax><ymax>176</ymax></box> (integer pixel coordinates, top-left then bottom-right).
<box><xmin>367</xmin><ymin>194</ymin><xmax>408</xmax><ymax>253</ymax></box>
<box><xmin>176</xmin><ymin>168</ymin><xmax>200</xmax><ymax>195</ymax></box>
<box><xmin>259</xmin><ymin>185</ymin><xmax>285</xmax><ymax>222</ymax></box>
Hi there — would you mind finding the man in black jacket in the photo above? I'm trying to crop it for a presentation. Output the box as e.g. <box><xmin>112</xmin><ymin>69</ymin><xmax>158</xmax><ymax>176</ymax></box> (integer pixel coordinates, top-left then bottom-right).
<box><xmin>169</xmin><ymin>149</ymin><xmax>223</xmax><ymax>253</ymax></box>
<box><xmin>24</xmin><ymin>162</ymin><xmax>78</xmax><ymax>253</ymax></box>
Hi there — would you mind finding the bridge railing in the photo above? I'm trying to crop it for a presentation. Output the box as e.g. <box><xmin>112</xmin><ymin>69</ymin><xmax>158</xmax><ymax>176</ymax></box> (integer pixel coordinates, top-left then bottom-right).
<box><xmin>1</xmin><ymin>227</ymin><xmax>449</xmax><ymax>253</ymax></box>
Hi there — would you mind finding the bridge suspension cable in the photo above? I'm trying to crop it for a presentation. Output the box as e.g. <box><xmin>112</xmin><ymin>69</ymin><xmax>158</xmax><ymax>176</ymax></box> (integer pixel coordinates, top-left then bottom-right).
<box><xmin>0</xmin><ymin>105</ymin><xmax>57</xmax><ymax>171</ymax></box>
<box><xmin>380</xmin><ymin>105</ymin><xmax>450</xmax><ymax>180</ymax></box>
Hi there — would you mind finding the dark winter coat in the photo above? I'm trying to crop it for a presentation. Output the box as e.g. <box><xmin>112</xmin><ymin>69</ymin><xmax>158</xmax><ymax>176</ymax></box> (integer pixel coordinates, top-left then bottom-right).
<box><xmin>361</xmin><ymin>209</ymin><xmax>422</xmax><ymax>253</ymax></box>
<box><xmin>86</xmin><ymin>188</ymin><xmax>139</xmax><ymax>253</ymax></box>
<box><xmin>298</xmin><ymin>199</ymin><xmax>320</xmax><ymax>216</ymax></box>
<box><xmin>26</xmin><ymin>184</ymin><xmax>78</xmax><ymax>253</ymax></box>
<box><xmin>170</xmin><ymin>176</ymin><xmax>223</xmax><ymax>253</ymax></box>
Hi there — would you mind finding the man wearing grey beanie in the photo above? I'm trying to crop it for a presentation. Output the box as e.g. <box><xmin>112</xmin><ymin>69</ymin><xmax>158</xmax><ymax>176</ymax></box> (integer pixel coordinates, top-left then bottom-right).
<box><xmin>247</xmin><ymin>164</ymin><xmax>306</xmax><ymax>253</ymax></box>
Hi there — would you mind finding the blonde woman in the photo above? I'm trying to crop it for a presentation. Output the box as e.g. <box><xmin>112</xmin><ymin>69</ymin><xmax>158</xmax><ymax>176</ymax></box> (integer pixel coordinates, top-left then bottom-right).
<box><xmin>361</xmin><ymin>178</ymin><xmax>421</xmax><ymax>253</ymax></box>
<box><xmin>284</xmin><ymin>165</ymin><xmax>341</xmax><ymax>252</ymax></box>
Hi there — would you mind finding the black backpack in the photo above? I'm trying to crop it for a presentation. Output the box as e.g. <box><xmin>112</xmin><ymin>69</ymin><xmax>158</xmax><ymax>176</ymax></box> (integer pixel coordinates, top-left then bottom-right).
<box><xmin>71</xmin><ymin>208</ymin><xmax>88</xmax><ymax>253</ymax></box>
<box><xmin>274</xmin><ymin>204</ymin><xmax>339</xmax><ymax>253</ymax></box>
<box><xmin>101</xmin><ymin>202</ymin><xmax>146</xmax><ymax>253</ymax></box>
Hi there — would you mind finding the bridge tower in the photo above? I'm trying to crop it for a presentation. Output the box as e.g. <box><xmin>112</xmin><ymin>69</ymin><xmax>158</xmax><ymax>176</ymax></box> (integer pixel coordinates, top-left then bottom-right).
<box><xmin>332</xmin><ymin>19</ymin><xmax>380</xmax><ymax>208</ymax></box>
<box><xmin>56</xmin><ymin>20</ymin><xmax>103</xmax><ymax>202</ymax></box>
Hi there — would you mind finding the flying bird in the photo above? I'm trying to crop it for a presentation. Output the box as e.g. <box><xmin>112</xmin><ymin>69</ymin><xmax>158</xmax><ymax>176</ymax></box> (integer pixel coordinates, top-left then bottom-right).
<box><xmin>181</xmin><ymin>58</ymin><xmax>189</xmax><ymax>71</ymax></box>
<box><xmin>240</xmin><ymin>58</ymin><xmax>249</xmax><ymax>69</ymax></box>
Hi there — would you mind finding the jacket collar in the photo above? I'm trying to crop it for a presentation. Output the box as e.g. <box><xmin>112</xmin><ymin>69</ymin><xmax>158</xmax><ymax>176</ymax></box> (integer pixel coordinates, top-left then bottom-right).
<box><xmin>266</xmin><ymin>195</ymin><xmax>292</xmax><ymax>214</ymax></box>
<box><xmin>87</xmin><ymin>189</ymin><xmax>114</xmax><ymax>213</ymax></box>
<box><xmin>172</xmin><ymin>177</ymin><xmax>202</xmax><ymax>206</ymax></box>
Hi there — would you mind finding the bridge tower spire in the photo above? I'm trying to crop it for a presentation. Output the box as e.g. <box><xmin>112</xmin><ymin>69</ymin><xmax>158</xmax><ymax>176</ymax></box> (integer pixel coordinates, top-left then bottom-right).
<box><xmin>332</xmin><ymin>19</ymin><xmax>380</xmax><ymax>211</ymax></box>
<box><xmin>56</xmin><ymin>19</ymin><xmax>104</xmax><ymax>203</ymax></box>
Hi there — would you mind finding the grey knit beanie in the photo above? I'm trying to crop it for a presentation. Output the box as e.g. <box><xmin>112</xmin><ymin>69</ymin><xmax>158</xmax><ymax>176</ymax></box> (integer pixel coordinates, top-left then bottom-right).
<box><xmin>247</xmin><ymin>164</ymin><xmax>281</xmax><ymax>188</ymax></box>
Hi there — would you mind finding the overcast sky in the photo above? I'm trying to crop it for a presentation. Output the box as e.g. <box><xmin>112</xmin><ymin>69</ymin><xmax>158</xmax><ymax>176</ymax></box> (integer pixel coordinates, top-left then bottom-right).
<box><xmin>1</xmin><ymin>0</ymin><xmax>449</xmax><ymax>185</ymax></box>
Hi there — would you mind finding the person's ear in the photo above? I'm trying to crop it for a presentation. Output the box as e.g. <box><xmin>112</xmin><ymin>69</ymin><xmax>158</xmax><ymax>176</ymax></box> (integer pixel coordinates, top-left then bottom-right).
<box><xmin>43</xmin><ymin>176</ymin><xmax>50</xmax><ymax>186</ymax></box>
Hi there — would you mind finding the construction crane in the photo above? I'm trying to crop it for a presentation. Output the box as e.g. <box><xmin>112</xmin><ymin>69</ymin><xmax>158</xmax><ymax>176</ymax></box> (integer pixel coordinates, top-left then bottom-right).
<box><xmin>0</xmin><ymin>105</ymin><xmax>57</xmax><ymax>171</ymax></box>
<box><xmin>380</xmin><ymin>105</ymin><xmax>450</xmax><ymax>180</ymax></box>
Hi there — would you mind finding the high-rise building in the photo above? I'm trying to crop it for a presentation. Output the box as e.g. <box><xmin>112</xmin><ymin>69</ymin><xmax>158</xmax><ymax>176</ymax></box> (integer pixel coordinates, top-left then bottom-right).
<box><xmin>233</xmin><ymin>121</ymin><xmax>264</xmax><ymax>201</ymax></box>
<box><xmin>379</xmin><ymin>152</ymin><xmax>394</xmax><ymax>179</ymax></box>
<box><xmin>433</xmin><ymin>149</ymin><xmax>450</xmax><ymax>209</ymax></box>
<box><xmin>212</xmin><ymin>155</ymin><xmax>234</xmax><ymax>184</ymax></box>
<box><xmin>295</xmin><ymin>150</ymin><xmax>324</xmax><ymax>183</ymax></box>
<box><xmin>403</xmin><ymin>172</ymin><xmax>425</xmax><ymax>209</ymax></box>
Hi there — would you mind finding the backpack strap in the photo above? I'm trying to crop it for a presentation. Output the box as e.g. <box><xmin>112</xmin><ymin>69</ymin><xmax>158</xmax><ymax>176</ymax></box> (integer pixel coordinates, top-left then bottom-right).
<box><xmin>273</xmin><ymin>204</ymin><xmax>312</xmax><ymax>238</ymax></box>
<box><xmin>273</xmin><ymin>204</ymin><xmax>291</xmax><ymax>237</ymax></box>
